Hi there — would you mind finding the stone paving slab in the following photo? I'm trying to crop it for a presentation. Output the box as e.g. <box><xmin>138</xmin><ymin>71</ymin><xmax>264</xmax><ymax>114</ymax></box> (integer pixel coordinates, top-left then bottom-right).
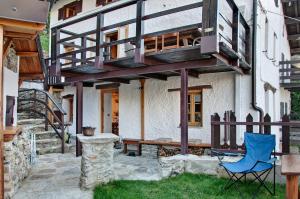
<box><xmin>13</xmin><ymin>151</ymin><xmax>163</xmax><ymax>199</ymax></box>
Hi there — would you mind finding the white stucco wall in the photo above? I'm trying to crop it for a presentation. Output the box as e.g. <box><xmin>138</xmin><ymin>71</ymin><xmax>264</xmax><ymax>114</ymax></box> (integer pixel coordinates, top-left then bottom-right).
<box><xmin>61</xmin><ymin>86</ymin><xmax>100</xmax><ymax>135</ymax></box>
<box><xmin>3</xmin><ymin>63</ymin><xmax>19</xmax><ymax>127</ymax></box>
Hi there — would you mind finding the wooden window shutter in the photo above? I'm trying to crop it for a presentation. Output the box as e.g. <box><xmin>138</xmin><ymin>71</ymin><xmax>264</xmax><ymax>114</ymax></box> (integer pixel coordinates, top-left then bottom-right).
<box><xmin>75</xmin><ymin>0</ymin><xmax>83</xmax><ymax>13</ymax></box>
<box><xmin>96</xmin><ymin>0</ymin><xmax>106</xmax><ymax>6</ymax></box>
<box><xmin>58</xmin><ymin>7</ymin><xmax>64</xmax><ymax>20</ymax></box>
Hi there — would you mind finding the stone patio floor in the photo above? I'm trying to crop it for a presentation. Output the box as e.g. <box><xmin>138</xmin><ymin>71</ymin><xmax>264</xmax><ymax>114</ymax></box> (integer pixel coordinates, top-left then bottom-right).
<box><xmin>13</xmin><ymin>151</ymin><xmax>162</xmax><ymax>199</ymax></box>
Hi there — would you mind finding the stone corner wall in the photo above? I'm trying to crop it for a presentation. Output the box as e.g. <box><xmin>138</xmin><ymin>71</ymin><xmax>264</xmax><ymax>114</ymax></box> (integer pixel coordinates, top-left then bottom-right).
<box><xmin>4</xmin><ymin>128</ymin><xmax>31</xmax><ymax>199</ymax></box>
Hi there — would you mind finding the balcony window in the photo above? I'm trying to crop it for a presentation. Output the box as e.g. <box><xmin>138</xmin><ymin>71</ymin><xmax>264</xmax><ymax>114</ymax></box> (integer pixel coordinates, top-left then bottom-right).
<box><xmin>58</xmin><ymin>0</ymin><xmax>82</xmax><ymax>20</ymax></box>
<box><xmin>96</xmin><ymin>0</ymin><xmax>114</xmax><ymax>7</ymax></box>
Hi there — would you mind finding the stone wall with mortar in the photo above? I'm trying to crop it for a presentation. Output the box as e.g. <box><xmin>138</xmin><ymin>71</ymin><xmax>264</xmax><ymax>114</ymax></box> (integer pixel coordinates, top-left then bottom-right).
<box><xmin>4</xmin><ymin>128</ymin><xmax>31</xmax><ymax>199</ymax></box>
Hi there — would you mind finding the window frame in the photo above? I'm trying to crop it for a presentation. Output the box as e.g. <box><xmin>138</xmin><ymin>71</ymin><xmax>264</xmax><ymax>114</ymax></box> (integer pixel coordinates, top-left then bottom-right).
<box><xmin>58</xmin><ymin>0</ymin><xmax>82</xmax><ymax>20</ymax></box>
<box><xmin>187</xmin><ymin>90</ymin><xmax>203</xmax><ymax>127</ymax></box>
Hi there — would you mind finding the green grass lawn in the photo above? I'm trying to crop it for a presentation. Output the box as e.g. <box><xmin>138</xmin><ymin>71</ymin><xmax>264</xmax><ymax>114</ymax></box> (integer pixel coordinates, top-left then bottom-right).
<box><xmin>94</xmin><ymin>173</ymin><xmax>285</xmax><ymax>199</ymax></box>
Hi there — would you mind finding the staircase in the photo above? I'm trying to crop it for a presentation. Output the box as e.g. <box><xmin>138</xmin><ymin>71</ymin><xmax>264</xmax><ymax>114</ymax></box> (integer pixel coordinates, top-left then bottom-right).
<box><xmin>18</xmin><ymin>88</ymin><xmax>72</xmax><ymax>155</ymax></box>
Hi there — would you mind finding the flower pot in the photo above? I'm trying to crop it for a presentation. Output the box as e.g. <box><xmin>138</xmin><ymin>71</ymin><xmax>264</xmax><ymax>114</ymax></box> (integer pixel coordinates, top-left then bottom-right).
<box><xmin>82</xmin><ymin>127</ymin><xmax>96</xmax><ymax>136</ymax></box>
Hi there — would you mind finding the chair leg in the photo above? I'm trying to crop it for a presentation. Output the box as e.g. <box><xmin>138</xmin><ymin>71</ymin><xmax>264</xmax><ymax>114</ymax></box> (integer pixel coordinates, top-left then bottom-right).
<box><xmin>251</xmin><ymin>169</ymin><xmax>274</xmax><ymax>198</ymax></box>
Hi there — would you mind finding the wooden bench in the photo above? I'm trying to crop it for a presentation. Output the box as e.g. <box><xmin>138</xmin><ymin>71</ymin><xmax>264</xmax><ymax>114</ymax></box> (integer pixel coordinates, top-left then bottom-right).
<box><xmin>123</xmin><ymin>138</ymin><xmax>141</xmax><ymax>156</ymax></box>
<box><xmin>139</xmin><ymin>140</ymin><xmax>211</xmax><ymax>148</ymax></box>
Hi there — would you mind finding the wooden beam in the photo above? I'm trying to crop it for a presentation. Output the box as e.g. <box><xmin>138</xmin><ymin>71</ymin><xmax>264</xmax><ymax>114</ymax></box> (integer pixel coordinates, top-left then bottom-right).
<box><xmin>180</xmin><ymin>68</ymin><xmax>188</xmax><ymax>155</ymax></box>
<box><xmin>4</xmin><ymin>31</ymin><xmax>35</xmax><ymax>39</ymax></box>
<box><xmin>288</xmin><ymin>34</ymin><xmax>300</xmax><ymax>41</ymax></box>
<box><xmin>188</xmin><ymin>69</ymin><xmax>200</xmax><ymax>78</ymax></box>
<box><xmin>0</xmin><ymin>18</ymin><xmax>45</xmax><ymax>31</ymax></box>
<box><xmin>140</xmin><ymin>79</ymin><xmax>145</xmax><ymax>140</ymax></box>
<box><xmin>291</xmin><ymin>48</ymin><xmax>300</xmax><ymax>54</ymax></box>
<box><xmin>168</xmin><ymin>85</ymin><xmax>212</xmax><ymax>92</ymax></box>
<box><xmin>102</xmin><ymin>78</ymin><xmax>131</xmax><ymax>84</ymax></box>
<box><xmin>76</xmin><ymin>82</ymin><xmax>83</xmax><ymax>157</ymax></box>
<box><xmin>279</xmin><ymin>59</ymin><xmax>300</xmax><ymax>65</ymax></box>
<box><xmin>65</xmin><ymin>59</ymin><xmax>219</xmax><ymax>83</ymax></box>
<box><xmin>95</xmin><ymin>83</ymin><xmax>120</xmax><ymax>90</ymax></box>
<box><xmin>140</xmin><ymin>74</ymin><xmax>168</xmax><ymax>81</ymax></box>
<box><xmin>0</xmin><ymin>24</ymin><xmax>4</xmax><ymax>199</ymax></box>
<box><xmin>16</xmin><ymin>51</ymin><xmax>38</xmax><ymax>57</ymax></box>
<box><xmin>3</xmin><ymin>38</ymin><xmax>12</xmax><ymax>58</ymax></box>
<box><xmin>19</xmin><ymin>73</ymin><xmax>44</xmax><ymax>80</ymax></box>
<box><xmin>285</xmin><ymin>17</ymin><xmax>300</xmax><ymax>25</ymax></box>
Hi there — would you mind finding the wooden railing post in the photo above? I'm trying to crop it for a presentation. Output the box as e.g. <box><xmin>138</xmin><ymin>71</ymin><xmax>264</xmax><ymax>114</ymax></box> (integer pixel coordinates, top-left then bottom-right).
<box><xmin>45</xmin><ymin>95</ymin><xmax>49</xmax><ymax>131</ymax></box>
<box><xmin>211</xmin><ymin>113</ymin><xmax>220</xmax><ymax>149</ymax></box>
<box><xmin>95</xmin><ymin>13</ymin><xmax>104</xmax><ymax>69</ymax></box>
<box><xmin>264</xmin><ymin>113</ymin><xmax>271</xmax><ymax>135</ymax></box>
<box><xmin>282</xmin><ymin>114</ymin><xmax>290</xmax><ymax>154</ymax></box>
<box><xmin>230</xmin><ymin>112</ymin><xmax>237</xmax><ymax>149</ymax></box>
<box><xmin>134</xmin><ymin>0</ymin><xmax>145</xmax><ymax>63</ymax></box>
<box><xmin>246</xmin><ymin>113</ymin><xmax>253</xmax><ymax>132</ymax></box>
<box><xmin>81</xmin><ymin>36</ymin><xmax>87</xmax><ymax>65</ymax></box>
<box><xmin>201</xmin><ymin>0</ymin><xmax>219</xmax><ymax>54</ymax></box>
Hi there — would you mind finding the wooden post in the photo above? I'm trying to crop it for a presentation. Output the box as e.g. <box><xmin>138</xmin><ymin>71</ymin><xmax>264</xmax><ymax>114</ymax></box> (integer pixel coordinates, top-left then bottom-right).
<box><xmin>95</xmin><ymin>13</ymin><xmax>104</xmax><ymax>69</ymax></box>
<box><xmin>134</xmin><ymin>0</ymin><xmax>145</xmax><ymax>63</ymax></box>
<box><xmin>264</xmin><ymin>113</ymin><xmax>271</xmax><ymax>135</ymax></box>
<box><xmin>81</xmin><ymin>36</ymin><xmax>87</xmax><ymax>65</ymax></box>
<box><xmin>230</xmin><ymin>112</ymin><xmax>237</xmax><ymax>149</ymax></box>
<box><xmin>76</xmin><ymin>82</ymin><xmax>83</xmax><ymax>156</ymax></box>
<box><xmin>180</xmin><ymin>69</ymin><xmax>188</xmax><ymax>155</ymax></box>
<box><xmin>211</xmin><ymin>113</ymin><xmax>220</xmax><ymax>149</ymax></box>
<box><xmin>140</xmin><ymin>79</ymin><xmax>145</xmax><ymax>140</ymax></box>
<box><xmin>246</xmin><ymin>113</ymin><xmax>253</xmax><ymax>132</ymax></box>
<box><xmin>286</xmin><ymin>175</ymin><xmax>298</xmax><ymax>199</ymax></box>
<box><xmin>61</xmin><ymin>112</ymin><xmax>65</xmax><ymax>154</ymax></box>
<box><xmin>0</xmin><ymin>24</ymin><xmax>5</xmax><ymax>199</ymax></box>
<box><xmin>282</xmin><ymin>114</ymin><xmax>290</xmax><ymax>154</ymax></box>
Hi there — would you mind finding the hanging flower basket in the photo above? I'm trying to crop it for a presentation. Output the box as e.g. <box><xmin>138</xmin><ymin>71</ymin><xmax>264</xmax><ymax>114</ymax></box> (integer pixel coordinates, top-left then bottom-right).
<box><xmin>82</xmin><ymin>127</ymin><xmax>96</xmax><ymax>136</ymax></box>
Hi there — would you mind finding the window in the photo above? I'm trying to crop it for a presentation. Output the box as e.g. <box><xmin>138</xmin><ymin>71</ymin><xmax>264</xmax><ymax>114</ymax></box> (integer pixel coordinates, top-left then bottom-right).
<box><xmin>96</xmin><ymin>0</ymin><xmax>114</xmax><ymax>7</ymax></box>
<box><xmin>264</xmin><ymin>18</ymin><xmax>269</xmax><ymax>52</ymax></box>
<box><xmin>63</xmin><ymin>95</ymin><xmax>74</xmax><ymax>123</ymax></box>
<box><xmin>188</xmin><ymin>90</ymin><xmax>203</xmax><ymax>126</ymax></box>
<box><xmin>273</xmin><ymin>33</ymin><xmax>277</xmax><ymax>61</ymax></box>
<box><xmin>58</xmin><ymin>0</ymin><xmax>82</xmax><ymax>20</ymax></box>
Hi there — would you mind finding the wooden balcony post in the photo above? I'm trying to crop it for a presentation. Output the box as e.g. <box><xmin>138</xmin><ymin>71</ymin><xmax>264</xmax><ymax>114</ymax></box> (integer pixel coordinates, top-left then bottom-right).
<box><xmin>76</xmin><ymin>82</ymin><xmax>83</xmax><ymax>156</ymax></box>
<box><xmin>134</xmin><ymin>0</ymin><xmax>145</xmax><ymax>64</ymax></box>
<box><xmin>95</xmin><ymin>13</ymin><xmax>104</xmax><ymax>69</ymax></box>
<box><xmin>81</xmin><ymin>37</ymin><xmax>87</xmax><ymax>65</ymax></box>
<box><xmin>180</xmin><ymin>69</ymin><xmax>188</xmax><ymax>155</ymax></box>
<box><xmin>201</xmin><ymin>0</ymin><xmax>219</xmax><ymax>54</ymax></box>
<box><xmin>0</xmin><ymin>24</ymin><xmax>5</xmax><ymax>199</ymax></box>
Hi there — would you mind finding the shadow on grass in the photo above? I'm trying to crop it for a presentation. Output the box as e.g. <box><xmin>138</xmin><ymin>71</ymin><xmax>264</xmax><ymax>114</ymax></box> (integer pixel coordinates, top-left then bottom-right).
<box><xmin>94</xmin><ymin>173</ymin><xmax>285</xmax><ymax>199</ymax></box>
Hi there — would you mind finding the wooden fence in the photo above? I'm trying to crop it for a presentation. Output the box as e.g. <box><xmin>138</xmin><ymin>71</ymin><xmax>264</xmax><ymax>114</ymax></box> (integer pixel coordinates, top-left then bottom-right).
<box><xmin>211</xmin><ymin>111</ymin><xmax>300</xmax><ymax>155</ymax></box>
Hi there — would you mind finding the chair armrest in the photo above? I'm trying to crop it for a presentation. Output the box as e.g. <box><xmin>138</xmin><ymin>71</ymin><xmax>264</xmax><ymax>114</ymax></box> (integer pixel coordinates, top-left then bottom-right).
<box><xmin>258</xmin><ymin>157</ymin><xmax>277</xmax><ymax>164</ymax></box>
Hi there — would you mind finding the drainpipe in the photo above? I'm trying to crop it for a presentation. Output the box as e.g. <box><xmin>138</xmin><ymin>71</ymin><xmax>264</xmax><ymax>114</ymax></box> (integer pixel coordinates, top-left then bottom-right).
<box><xmin>252</xmin><ymin>0</ymin><xmax>264</xmax><ymax>133</ymax></box>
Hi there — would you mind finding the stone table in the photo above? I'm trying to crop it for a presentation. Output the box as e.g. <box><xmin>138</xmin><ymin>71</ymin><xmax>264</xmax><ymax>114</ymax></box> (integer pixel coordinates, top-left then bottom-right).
<box><xmin>77</xmin><ymin>133</ymin><xmax>119</xmax><ymax>189</ymax></box>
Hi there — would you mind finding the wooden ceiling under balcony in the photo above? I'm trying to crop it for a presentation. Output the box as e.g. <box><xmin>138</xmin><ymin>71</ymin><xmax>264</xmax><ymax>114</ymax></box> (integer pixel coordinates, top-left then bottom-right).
<box><xmin>283</xmin><ymin>0</ymin><xmax>300</xmax><ymax>55</ymax></box>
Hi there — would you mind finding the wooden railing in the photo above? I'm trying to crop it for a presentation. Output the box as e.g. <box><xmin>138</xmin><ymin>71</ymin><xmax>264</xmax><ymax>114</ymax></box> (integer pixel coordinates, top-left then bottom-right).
<box><xmin>48</xmin><ymin>0</ymin><xmax>250</xmax><ymax>84</ymax></box>
<box><xmin>280</xmin><ymin>63</ymin><xmax>300</xmax><ymax>90</ymax></box>
<box><xmin>18</xmin><ymin>88</ymin><xmax>67</xmax><ymax>153</ymax></box>
<box><xmin>211</xmin><ymin>111</ymin><xmax>300</xmax><ymax>155</ymax></box>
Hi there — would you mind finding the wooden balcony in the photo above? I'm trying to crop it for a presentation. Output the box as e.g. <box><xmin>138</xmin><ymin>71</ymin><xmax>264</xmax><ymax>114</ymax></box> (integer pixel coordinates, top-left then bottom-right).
<box><xmin>48</xmin><ymin>0</ymin><xmax>251</xmax><ymax>85</ymax></box>
<box><xmin>280</xmin><ymin>63</ymin><xmax>300</xmax><ymax>91</ymax></box>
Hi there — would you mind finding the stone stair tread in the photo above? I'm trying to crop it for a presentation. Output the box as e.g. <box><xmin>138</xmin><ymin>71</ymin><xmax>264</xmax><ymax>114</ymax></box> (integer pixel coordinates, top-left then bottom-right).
<box><xmin>36</xmin><ymin>138</ymin><xmax>61</xmax><ymax>144</ymax></box>
<box><xmin>34</xmin><ymin>130</ymin><xmax>57</xmax><ymax>135</ymax></box>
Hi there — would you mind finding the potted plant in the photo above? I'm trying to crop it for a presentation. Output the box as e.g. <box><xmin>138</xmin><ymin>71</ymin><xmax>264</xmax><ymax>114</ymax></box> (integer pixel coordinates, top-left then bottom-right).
<box><xmin>82</xmin><ymin>126</ymin><xmax>96</xmax><ymax>136</ymax></box>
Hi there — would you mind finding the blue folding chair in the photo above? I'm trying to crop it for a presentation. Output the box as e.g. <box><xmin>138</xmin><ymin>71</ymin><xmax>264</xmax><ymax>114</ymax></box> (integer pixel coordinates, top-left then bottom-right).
<box><xmin>212</xmin><ymin>132</ymin><xmax>277</xmax><ymax>198</ymax></box>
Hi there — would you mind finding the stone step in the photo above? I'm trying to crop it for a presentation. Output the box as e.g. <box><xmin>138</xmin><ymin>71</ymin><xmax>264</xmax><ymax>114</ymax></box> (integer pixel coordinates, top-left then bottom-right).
<box><xmin>37</xmin><ymin>144</ymin><xmax>62</xmax><ymax>155</ymax></box>
<box><xmin>36</xmin><ymin>138</ymin><xmax>61</xmax><ymax>149</ymax></box>
<box><xmin>17</xmin><ymin>118</ymin><xmax>45</xmax><ymax>126</ymax></box>
<box><xmin>34</xmin><ymin>131</ymin><xmax>59</xmax><ymax>140</ymax></box>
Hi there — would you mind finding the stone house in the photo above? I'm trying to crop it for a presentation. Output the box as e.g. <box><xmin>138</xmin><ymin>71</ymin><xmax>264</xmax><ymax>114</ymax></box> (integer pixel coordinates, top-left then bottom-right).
<box><xmin>47</xmin><ymin>0</ymin><xmax>294</xmax><ymax>156</ymax></box>
<box><xmin>0</xmin><ymin>1</ymin><xmax>49</xmax><ymax>198</ymax></box>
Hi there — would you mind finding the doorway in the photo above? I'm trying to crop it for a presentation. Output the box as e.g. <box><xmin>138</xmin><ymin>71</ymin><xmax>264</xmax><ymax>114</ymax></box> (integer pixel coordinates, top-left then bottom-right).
<box><xmin>105</xmin><ymin>31</ymin><xmax>118</xmax><ymax>60</ymax></box>
<box><xmin>101</xmin><ymin>89</ymin><xmax>119</xmax><ymax>135</ymax></box>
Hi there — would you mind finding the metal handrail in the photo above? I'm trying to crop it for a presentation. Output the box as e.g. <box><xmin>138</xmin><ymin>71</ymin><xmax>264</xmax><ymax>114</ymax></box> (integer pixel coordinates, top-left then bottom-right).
<box><xmin>19</xmin><ymin>88</ymin><xmax>66</xmax><ymax>115</ymax></box>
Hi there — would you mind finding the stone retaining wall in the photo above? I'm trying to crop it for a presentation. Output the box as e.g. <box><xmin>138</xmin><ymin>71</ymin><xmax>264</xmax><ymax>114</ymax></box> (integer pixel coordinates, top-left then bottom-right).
<box><xmin>159</xmin><ymin>154</ymin><xmax>286</xmax><ymax>184</ymax></box>
<box><xmin>4</xmin><ymin>128</ymin><xmax>31</xmax><ymax>199</ymax></box>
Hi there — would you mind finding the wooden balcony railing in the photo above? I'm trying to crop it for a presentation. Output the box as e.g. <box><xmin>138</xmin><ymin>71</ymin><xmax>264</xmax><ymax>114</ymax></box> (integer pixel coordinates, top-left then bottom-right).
<box><xmin>280</xmin><ymin>63</ymin><xmax>300</xmax><ymax>91</ymax></box>
<box><xmin>48</xmin><ymin>0</ymin><xmax>250</xmax><ymax>85</ymax></box>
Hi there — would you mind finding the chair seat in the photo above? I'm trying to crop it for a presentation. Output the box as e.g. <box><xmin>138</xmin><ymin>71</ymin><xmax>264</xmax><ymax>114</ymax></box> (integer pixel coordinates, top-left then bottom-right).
<box><xmin>222</xmin><ymin>161</ymin><xmax>273</xmax><ymax>173</ymax></box>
